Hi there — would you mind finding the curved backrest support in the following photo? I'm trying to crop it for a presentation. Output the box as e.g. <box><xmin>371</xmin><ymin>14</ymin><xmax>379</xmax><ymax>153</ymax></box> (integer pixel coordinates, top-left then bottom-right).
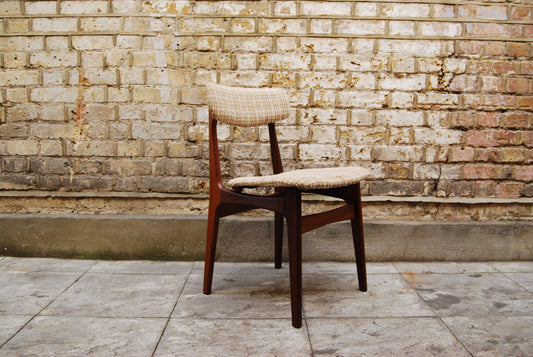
<box><xmin>206</xmin><ymin>83</ymin><xmax>290</xmax><ymax>127</ymax></box>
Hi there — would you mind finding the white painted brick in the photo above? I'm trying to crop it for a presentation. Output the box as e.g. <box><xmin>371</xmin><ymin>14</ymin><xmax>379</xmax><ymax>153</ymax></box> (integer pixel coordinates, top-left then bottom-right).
<box><xmin>225</xmin><ymin>36</ymin><xmax>272</xmax><ymax>52</ymax></box>
<box><xmin>375</xmin><ymin>145</ymin><xmax>424</xmax><ymax>162</ymax></box>
<box><xmin>300</xmin><ymin>38</ymin><xmax>349</xmax><ymax>53</ymax></box>
<box><xmin>390</xmin><ymin>92</ymin><xmax>415</xmax><ymax>108</ymax></box>
<box><xmin>311</xmin><ymin>126</ymin><xmax>337</xmax><ymax>144</ymax></box>
<box><xmin>376</xmin><ymin>110</ymin><xmax>424</xmax><ymax>126</ymax></box>
<box><xmin>419</xmin><ymin>22</ymin><xmax>462</xmax><ymax>37</ymax></box>
<box><xmin>300</xmin><ymin>72</ymin><xmax>346</xmax><ymax>89</ymax></box>
<box><xmin>389</xmin><ymin>21</ymin><xmax>415</xmax><ymax>36</ymax></box>
<box><xmin>310</xmin><ymin>19</ymin><xmax>332</xmax><ymax>34</ymax></box>
<box><xmin>219</xmin><ymin>71</ymin><xmax>270</xmax><ymax>87</ymax></box>
<box><xmin>348</xmin><ymin>145</ymin><xmax>372</xmax><ymax>161</ymax></box>
<box><xmin>339</xmin><ymin>56</ymin><xmax>387</xmax><ymax>72</ymax></box>
<box><xmin>72</xmin><ymin>36</ymin><xmax>114</xmax><ymax>50</ymax></box>
<box><xmin>0</xmin><ymin>70</ymin><xmax>40</xmax><ymax>86</ymax></box>
<box><xmin>414</xmin><ymin>128</ymin><xmax>462</xmax><ymax>145</ymax></box>
<box><xmin>380</xmin><ymin>3</ymin><xmax>430</xmax><ymax>18</ymax></box>
<box><xmin>259</xmin><ymin>19</ymin><xmax>306</xmax><ymax>34</ymax></box>
<box><xmin>356</xmin><ymin>2</ymin><xmax>378</xmax><ymax>17</ymax></box>
<box><xmin>339</xmin><ymin>127</ymin><xmax>387</xmax><ymax>144</ymax></box>
<box><xmin>33</xmin><ymin>18</ymin><xmax>78</xmax><ymax>32</ymax></box>
<box><xmin>379</xmin><ymin>74</ymin><xmax>426</xmax><ymax>91</ymax></box>
<box><xmin>301</xmin><ymin>1</ymin><xmax>351</xmax><ymax>16</ymax></box>
<box><xmin>338</xmin><ymin>91</ymin><xmax>388</xmax><ymax>109</ymax></box>
<box><xmin>378</xmin><ymin>40</ymin><xmax>442</xmax><ymax>57</ymax></box>
<box><xmin>274</xmin><ymin>1</ymin><xmax>297</xmax><ymax>16</ymax></box>
<box><xmin>25</xmin><ymin>1</ymin><xmax>57</xmax><ymax>14</ymax></box>
<box><xmin>298</xmin><ymin>144</ymin><xmax>344</xmax><ymax>162</ymax></box>
<box><xmin>301</xmin><ymin>108</ymin><xmax>348</xmax><ymax>125</ymax></box>
<box><xmin>260</xmin><ymin>53</ymin><xmax>310</xmax><ymax>70</ymax></box>
<box><xmin>351</xmin><ymin>110</ymin><xmax>374</xmax><ymax>126</ymax></box>
<box><xmin>30</xmin><ymin>51</ymin><xmax>78</xmax><ymax>68</ymax></box>
<box><xmin>60</xmin><ymin>1</ymin><xmax>108</xmax><ymax>14</ymax></box>
<box><xmin>0</xmin><ymin>37</ymin><xmax>44</xmax><ymax>51</ymax></box>
<box><xmin>337</xmin><ymin>20</ymin><xmax>386</xmax><ymax>35</ymax></box>
<box><xmin>313</xmin><ymin>55</ymin><xmax>337</xmax><ymax>71</ymax></box>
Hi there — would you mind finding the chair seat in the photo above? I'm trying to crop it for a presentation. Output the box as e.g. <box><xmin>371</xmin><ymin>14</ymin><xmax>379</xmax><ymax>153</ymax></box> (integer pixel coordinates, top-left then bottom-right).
<box><xmin>228</xmin><ymin>166</ymin><xmax>369</xmax><ymax>190</ymax></box>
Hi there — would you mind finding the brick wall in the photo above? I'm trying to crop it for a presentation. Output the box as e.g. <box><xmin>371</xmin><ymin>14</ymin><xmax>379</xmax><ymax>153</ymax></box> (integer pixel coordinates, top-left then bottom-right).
<box><xmin>0</xmin><ymin>0</ymin><xmax>532</xmax><ymax>204</ymax></box>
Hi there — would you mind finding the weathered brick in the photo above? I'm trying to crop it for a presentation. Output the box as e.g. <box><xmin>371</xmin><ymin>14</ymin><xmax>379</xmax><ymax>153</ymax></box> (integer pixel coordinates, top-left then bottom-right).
<box><xmin>458</xmin><ymin>5</ymin><xmax>508</xmax><ymax>21</ymax></box>
<box><xmin>380</xmin><ymin>3</ymin><xmax>430</xmax><ymax>17</ymax></box>
<box><xmin>0</xmin><ymin>140</ymin><xmax>39</xmax><ymax>155</ymax></box>
<box><xmin>33</xmin><ymin>18</ymin><xmax>77</xmax><ymax>32</ymax></box>
<box><xmin>375</xmin><ymin>146</ymin><xmax>424</xmax><ymax>162</ymax></box>
<box><xmin>60</xmin><ymin>1</ymin><xmax>108</xmax><ymax>14</ymax></box>
<box><xmin>419</xmin><ymin>22</ymin><xmax>462</xmax><ymax>37</ymax></box>
<box><xmin>339</xmin><ymin>127</ymin><xmax>387</xmax><ymax>145</ymax></box>
<box><xmin>72</xmin><ymin>36</ymin><xmax>114</xmax><ymax>50</ymax></box>
<box><xmin>30</xmin><ymin>51</ymin><xmax>78</xmax><ymax>68</ymax></box>
<box><xmin>259</xmin><ymin>19</ymin><xmax>306</xmax><ymax>34</ymax></box>
<box><xmin>337</xmin><ymin>20</ymin><xmax>386</xmax><ymax>35</ymax></box>
<box><xmin>81</xmin><ymin>17</ymin><xmax>122</xmax><ymax>32</ymax></box>
<box><xmin>389</xmin><ymin>21</ymin><xmax>415</xmax><ymax>36</ymax></box>
<box><xmin>25</xmin><ymin>1</ymin><xmax>57</xmax><ymax>14</ymax></box>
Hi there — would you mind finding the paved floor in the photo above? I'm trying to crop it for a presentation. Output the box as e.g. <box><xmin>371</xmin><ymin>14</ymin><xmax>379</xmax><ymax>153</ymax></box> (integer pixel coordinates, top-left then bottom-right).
<box><xmin>0</xmin><ymin>257</ymin><xmax>532</xmax><ymax>356</ymax></box>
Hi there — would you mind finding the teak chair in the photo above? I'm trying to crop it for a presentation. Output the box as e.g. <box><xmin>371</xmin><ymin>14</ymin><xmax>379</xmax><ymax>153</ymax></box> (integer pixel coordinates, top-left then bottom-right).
<box><xmin>203</xmin><ymin>83</ymin><xmax>369</xmax><ymax>328</ymax></box>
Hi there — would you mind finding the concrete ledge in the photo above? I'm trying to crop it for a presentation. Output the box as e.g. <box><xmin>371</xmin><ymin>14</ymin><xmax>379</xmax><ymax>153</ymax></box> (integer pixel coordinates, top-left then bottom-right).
<box><xmin>1</xmin><ymin>214</ymin><xmax>532</xmax><ymax>261</ymax></box>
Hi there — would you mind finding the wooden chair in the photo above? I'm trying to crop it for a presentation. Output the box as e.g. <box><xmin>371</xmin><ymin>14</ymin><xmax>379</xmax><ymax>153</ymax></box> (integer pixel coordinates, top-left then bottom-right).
<box><xmin>203</xmin><ymin>83</ymin><xmax>369</xmax><ymax>328</ymax></box>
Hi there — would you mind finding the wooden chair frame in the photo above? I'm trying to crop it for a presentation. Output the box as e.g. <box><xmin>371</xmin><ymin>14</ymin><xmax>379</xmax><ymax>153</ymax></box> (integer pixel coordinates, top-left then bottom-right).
<box><xmin>203</xmin><ymin>114</ymin><xmax>367</xmax><ymax>328</ymax></box>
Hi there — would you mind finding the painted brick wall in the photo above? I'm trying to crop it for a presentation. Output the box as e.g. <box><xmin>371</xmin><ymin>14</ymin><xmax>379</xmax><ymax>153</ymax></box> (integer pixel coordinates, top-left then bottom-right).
<box><xmin>0</xmin><ymin>0</ymin><xmax>532</xmax><ymax>200</ymax></box>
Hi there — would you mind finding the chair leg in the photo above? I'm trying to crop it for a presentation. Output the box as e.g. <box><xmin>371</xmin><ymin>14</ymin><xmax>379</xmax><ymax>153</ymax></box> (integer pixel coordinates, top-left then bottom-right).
<box><xmin>350</xmin><ymin>183</ymin><xmax>367</xmax><ymax>292</ymax></box>
<box><xmin>203</xmin><ymin>207</ymin><xmax>220</xmax><ymax>295</ymax></box>
<box><xmin>285</xmin><ymin>189</ymin><xmax>302</xmax><ymax>328</ymax></box>
<box><xmin>274</xmin><ymin>212</ymin><xmax>284</xmax><ymax>269</ymax></box>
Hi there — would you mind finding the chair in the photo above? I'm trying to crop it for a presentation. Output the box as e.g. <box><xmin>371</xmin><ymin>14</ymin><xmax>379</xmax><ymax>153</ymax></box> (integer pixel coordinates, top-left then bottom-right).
<box><xmin>203</xmin><ymin>83</ymin><xmax>369</xmax><ymax>328</ymax></box>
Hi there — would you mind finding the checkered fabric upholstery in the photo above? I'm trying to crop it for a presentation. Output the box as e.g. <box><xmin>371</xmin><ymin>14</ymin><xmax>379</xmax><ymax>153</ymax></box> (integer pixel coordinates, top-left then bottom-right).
<box><xmin>228</xmin><ymin>167</ymin><xmax>369</xmax><ymax>190</ymax></box>
<box><xmin>206</xmin><ymin>83</ymin><xmax>290</xmax><ymax>127</ymax></box>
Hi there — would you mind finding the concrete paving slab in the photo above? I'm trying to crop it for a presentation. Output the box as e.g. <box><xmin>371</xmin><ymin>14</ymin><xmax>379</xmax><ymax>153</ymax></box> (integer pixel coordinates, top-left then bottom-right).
<box><xmin>0</xmin><ymin>271</ymin><xmax>81</xmax><ymax>315</ymax></box>
<box><xmin>89</xmin><ymin>260</ymin><xmax>193</xmax><ymax>275</ymax></box>
<box><xmin>174</xmin><ymin>274</ymin><xmax>292</xmax><ymax>319</ymax></box>
<box><xmin>302</xmin><ymin>274</ymin><xmax>435</xmax><ymax>318</ymax></box>
<box><xmin>307</xmin><ymin>317</ymin><xmax>471</xmax><ymax>357</ymax></box>
<box><xmin>155</xmin><ymin>318</ymin><xmax>312</xmax><ymax>357</ymax></box>
<box><xmin>505</xmin><ymin>273</ymin><xmax>533</xmax><ymax>292</ymax></box>
<box><xmin>442</xmin><ymin>316</ymin><xmax>533</xmax><ymax>357</ymax></box>
<box><xmin>394</xmin><ymin>262</ymin><xmax>498</xmax><ymax>274</ymax></box>
<box><xmin>404</xmin><ymin>273</ymin><xmax>533</xmax><ymax>317</ymax></box>
<box><xmin>0</xmin><ymin>257</ymin><xmax>96</xmax><ymax>273</ymax></box>
<box><xmin>0</xmin><ymin>316</ymin><xmax>166</xmax><ymax>356</ymax></box>
<box><xmin>0</xmin><ymin>316</ymin><xmax>31</xmax><ymax>346</ymax></box>
<box><xmin>1</xmin><ymin>258</ymin><xmax>532</xmax><ymax>356</ymax></box>
<box><xmin>303</xmin><ymin>261</ymin><xmax>397</xmax><ymax>274</ymax></box>
<box><xmin>41</xmin><ymin>273</ymin><xmax>187</xmax><ymax>318</ymax></box>
<box><xmin>491</xmin><ymin>261</ymin><xmax>533</xmax><ymax>273</ymax></box>
<box><xmin>191</xmin><ymin>261</ymin><xmax>289</xmax><ymax>275</ymax></box>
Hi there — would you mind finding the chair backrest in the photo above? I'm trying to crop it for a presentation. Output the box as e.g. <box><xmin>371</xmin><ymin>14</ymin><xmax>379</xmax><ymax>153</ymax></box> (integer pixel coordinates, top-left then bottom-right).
<box><xmin>206</xmin><ymin>83</ymin><xmax>290</xmax><ymax>127</ymax></box>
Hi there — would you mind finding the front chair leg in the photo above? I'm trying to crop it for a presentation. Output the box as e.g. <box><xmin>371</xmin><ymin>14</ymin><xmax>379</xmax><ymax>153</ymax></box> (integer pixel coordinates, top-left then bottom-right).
<box><xmin>274</xmin><ymin>212</ymin><xmax>284</xmax><ymax>269</ymax></box>
<box><xmin>203</xmin><ymin>207</ymin><xmax>220</xmax><ymax>295</ymax></box>
<box><xmin>350</xmin><ymin>183</ymin><xmax>367</xmax><ymax>292</ymax></box>
<box><xmin>285</xmin><ymin>189</ymin><xmax>302</xmax><ymax>328</ymax></box>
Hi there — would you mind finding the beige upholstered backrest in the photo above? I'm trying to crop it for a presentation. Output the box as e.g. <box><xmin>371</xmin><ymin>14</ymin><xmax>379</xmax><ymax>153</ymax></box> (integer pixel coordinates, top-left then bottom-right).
<box><xmin>206</xmin><ymin>83</ymin><xmax>290</xmax><ymax>127</ymax></box>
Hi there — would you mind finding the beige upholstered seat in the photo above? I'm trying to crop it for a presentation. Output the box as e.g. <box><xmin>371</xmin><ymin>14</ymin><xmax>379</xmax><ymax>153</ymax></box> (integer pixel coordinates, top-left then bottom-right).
<box><xmin>228</xmin><ymin>166</ymin><xmax>369</xmax><ymax>190</ymax></box>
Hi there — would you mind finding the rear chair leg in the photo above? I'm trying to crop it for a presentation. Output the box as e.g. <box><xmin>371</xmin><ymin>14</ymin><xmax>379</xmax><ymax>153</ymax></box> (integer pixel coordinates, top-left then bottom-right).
<box><xmin>203</xmin><ymin>208</ymin><xmax>220</xmax><ymax>295</ymax></box>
